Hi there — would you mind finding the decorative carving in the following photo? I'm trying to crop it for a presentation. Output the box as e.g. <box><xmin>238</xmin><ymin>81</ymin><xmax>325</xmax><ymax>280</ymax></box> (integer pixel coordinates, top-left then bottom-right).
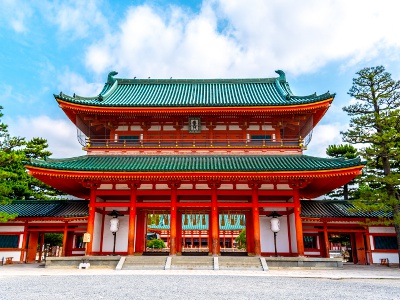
<box><xmin>107</xmin><ymin>71</ymin><xmax>118</xmax><ymax>83</ymax></box>
<box><xmin>128</xmin><ymin>180</ymin><xmax>141</xmax><ymax>190</ymax></box>
<box><xmin>207</xmin><ymin>180</ymin><xmax>221</xmax><ymax>189</ymax></box>
<box><xmin>81</xmin><ymin>180</ymin><xmax>101</xmax><ymax>189</ymax></box>
<box><xmin>248</xmin><ymin>180</ymin><xmax>262</xmax><ymax>189</ymax></box>
<box><xmin>167</xmin><ymin>180</ymin><xmax>181</xmax><ymax>189</ymax></box>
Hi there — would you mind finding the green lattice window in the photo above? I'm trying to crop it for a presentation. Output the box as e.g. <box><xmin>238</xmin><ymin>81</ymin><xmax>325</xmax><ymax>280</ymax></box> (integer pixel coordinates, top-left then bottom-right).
<box><xmin>303</xmin><ymin>235</ymin><xmax>317</xmax><ymax>249</ymax></box>
<box><xmin>0</xmin><ymin>235</ymin><xmax>19</xmax><ymax>248</ymax></box>
<box><xmin>373</xmin><ymin>236</ymin><xmax>397</xmax><ymax>250</ymax></box>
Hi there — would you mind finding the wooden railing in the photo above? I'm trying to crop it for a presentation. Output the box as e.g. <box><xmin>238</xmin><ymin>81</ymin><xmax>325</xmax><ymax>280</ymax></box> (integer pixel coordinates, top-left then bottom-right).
<box><xmin>85</xmin><ymin>137</ymin><xmax>304</xmax><ymax>149</ymax></box>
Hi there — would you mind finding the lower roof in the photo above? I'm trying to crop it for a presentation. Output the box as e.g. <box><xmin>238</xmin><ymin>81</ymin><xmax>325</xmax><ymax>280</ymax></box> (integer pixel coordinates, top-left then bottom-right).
<box><xmin>0</xmin><ymin>200</ymin><xmax>389</xmax><ymax>219</ymax></box>
<box><xmin>28</xmin><ymin>155</ymin><xmax>363</xmax><ymax>172</ymax></box>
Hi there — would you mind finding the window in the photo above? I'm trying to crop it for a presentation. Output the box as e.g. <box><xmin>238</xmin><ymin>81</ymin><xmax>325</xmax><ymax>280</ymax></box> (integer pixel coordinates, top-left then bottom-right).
<box><xmin>251</xmin><ymin>135</ymin><xmax>271</xmax><ymax>140</ymax></box>
<box><xmin>119</xmin><ymin>135</ymin><xmax>139</xmax><ymax>141</ymax></box>
<box><xmin>0</xmin><ymin>235</ymin><xmax>19</xmax><ymax>248</ymax></box>
<box><xmin>374</xmin><ymin>236</ymin><xmax>397</xmax><ymax>250</ymax></box>
<box><xmin>303</xmin><ymin>235</ymin><xmax>317</xmax><ymax>249</ymax></box>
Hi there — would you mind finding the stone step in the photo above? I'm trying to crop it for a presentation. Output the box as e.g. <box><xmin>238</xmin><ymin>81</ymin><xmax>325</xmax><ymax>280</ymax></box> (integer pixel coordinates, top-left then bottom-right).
<box><xmin>218</xmin><ymin>257</ymin><xmax>263</xmax><ymax>270</ymax></box>
<box><xmin>170</xmin><ymin>256</ymin><xmax>214</xmax><ymax>270</ymax></box>
<box><xmin>123</xmin><ymin>256</ymin><xmax>167</xmax><ymax>270</ymax></box>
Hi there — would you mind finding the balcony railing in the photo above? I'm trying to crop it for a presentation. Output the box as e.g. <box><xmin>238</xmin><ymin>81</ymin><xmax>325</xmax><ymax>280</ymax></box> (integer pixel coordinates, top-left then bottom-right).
<box><xmin>85</xmin><ymin>138</ymin><xmax>305</xmax><ymax>149</ymax></box>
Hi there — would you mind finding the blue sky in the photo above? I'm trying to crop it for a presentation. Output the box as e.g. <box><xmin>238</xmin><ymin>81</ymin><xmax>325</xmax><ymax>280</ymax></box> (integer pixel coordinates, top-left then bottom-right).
<box><xmin>1</xmin><ymin>0</ymin><xmax>400</xmax><ymax>158</ymax></box>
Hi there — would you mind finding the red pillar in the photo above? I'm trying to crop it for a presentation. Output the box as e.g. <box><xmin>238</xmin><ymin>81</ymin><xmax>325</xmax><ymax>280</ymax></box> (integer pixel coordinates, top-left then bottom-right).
<box><xmin>168</xmin><ymin>181</ymin><xmax>180</xmax><ymax>255</ymax></box>
<box><xmin>249</xmin><ymin>182</ymin><xmax>261</xmax><ymax>256</ymax></box>
<box><xmin>323</xmin><ymin>223</ymin><xmax>330</xmax><ymax>258</ymax></box>
<box><xmin>176</xmin><ymin>211</ymin><xmax>183</xmax><ymax>253</ymax></box>
<box><xmin>293</xmin><ymin>187</ymin><xmax>304</xmax><ymax>256</ymax></box>
<box><xmin>135</xmin><ymin>210</ymin><xmax>145</xmax><ymax>253</ymax></box>
<box><xmin>128</xmin><ymin>182</ymin><xmax>139</xmax><ymax>255</ymax></box>
<box><xmin>211</xmin><ymin>185</ymin><xmax>220</xmax><ymax>255</ymax></box>
<box><xmin>62</xmin><ymin>222</ymin><xmax>68</xmax><ymax>257</ymax></box>
<box><xmin>86</xmin><ymin>186</ymin><xmax>97</xmax><ymax>255</ymax></box>
<box><xmin>246</xmin><ymin>211</ymin><xmax>254</xmax><ymax>254</ymax></box>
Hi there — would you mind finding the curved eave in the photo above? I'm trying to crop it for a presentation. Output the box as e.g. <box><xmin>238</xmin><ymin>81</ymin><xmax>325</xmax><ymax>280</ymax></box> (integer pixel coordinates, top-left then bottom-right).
<box><xmin>56</xmin><ymin>97</ymin><xmax>333</xmax><ymax>117</ymax></box>
<box><xmin>26</xmin><ymin>165</ymin><xmax>363</xmax><ymax>199</ymax></box>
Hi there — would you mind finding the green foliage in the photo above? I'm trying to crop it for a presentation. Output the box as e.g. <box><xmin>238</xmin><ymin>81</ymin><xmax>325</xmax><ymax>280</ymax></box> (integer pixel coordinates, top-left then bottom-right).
<box><xmin>0</xmin><ymin>106</ymin><xmax>65</xmax><ymax>222</ymax></box>
<box><xmin>341</xmin><ymin>66</ymin><xmax>400</xmax><ymax>261</ymax></box>
<box><xmin>325</xmin><ymin>144</ymin><xmax>359</xmax><ymax>200</ymax></box>
<box><xmin>235</xmin><ymin>229</ymin><xmax>246</xmax><ymax>249</ymax></box>
<box><xmin>146</xmin><ymin>238</ymin><xmax>166</xmax><ymax>249</ymax></box>
<box><xmin>44</xmin><ymin>233</ymin><xmax>63</xmax><ymax>247</ymax></box>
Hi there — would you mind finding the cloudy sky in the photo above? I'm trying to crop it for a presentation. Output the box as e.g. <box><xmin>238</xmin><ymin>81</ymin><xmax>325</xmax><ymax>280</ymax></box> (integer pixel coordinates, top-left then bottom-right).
<box><xmin>1</xmin><ymin>0</ymin><xmax>399</xmax><ymax>158</ymax></box>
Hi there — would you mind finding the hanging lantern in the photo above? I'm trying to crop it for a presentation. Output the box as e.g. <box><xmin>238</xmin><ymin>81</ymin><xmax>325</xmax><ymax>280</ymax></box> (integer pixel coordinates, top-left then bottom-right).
<box><xmin>184</xmin><ymin>214</ymin><xmax>188</xmax><ymax>225</ymax></box>
<box><xmin>193</xmin><ymin>214</ymin><xmax>197</xmax><ymax>225</ymax></box>
<box><xmin>202</xmin><ymin>214</ymin><xmax>206</xmax><ymax>226</ymax></box>
<box><xmin>240</xmin><ymin>215</ymin><xmax>245</xmax><ymax>226</ymax></box>
<box><xmin>164</xmin><ymin>214</ymin><xmax>169</xmax><ymax>226</ymax></box>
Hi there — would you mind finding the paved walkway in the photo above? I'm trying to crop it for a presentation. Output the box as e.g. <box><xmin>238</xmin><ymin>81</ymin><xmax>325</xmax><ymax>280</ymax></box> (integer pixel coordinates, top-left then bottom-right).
<box><xmin>1</xmin><ymin>262</ymin><xmax>399</xmax><ymax>279</ymax></box>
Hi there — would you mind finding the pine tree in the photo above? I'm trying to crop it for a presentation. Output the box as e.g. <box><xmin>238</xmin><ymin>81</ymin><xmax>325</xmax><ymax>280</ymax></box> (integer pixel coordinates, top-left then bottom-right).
<box><xmin>325</xmin><ymin>144</ymin><xmax>358</xmax><ymax>200</ymax></box>
<box><xmin>0</xmin><ymin>106</ymin><xmax>65</xmax><ymax>222</ymax></box>
<box><xmin>341</xmin><ymin>66</ymin><xmax>400</xmax><ymax>264</ymax></box>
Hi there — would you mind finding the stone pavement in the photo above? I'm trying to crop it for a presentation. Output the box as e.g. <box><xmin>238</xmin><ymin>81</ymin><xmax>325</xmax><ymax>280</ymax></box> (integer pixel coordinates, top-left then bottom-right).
<box><xmin>1</xmin><ymin>262</ymin><xmax>400</xmax><ymax>279</ymax></box>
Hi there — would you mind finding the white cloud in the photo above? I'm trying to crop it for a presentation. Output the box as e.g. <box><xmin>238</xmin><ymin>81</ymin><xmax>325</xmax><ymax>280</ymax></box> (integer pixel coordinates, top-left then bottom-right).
<box><xmin>304</xmin><ymin>123</ymin><xmax>348</xmax><ymax>157</ymax></box>
<box><xmin>56</xmin><ymin>70</ymin><xmax>104</xmax><ymax>97</ymax></box>
<box><xmin>83</xmin><ymin>0</ymin><xmax>400</xmax><ymax>79</ymax></box>
<box><xmin>40</xmin><ymin>0</ymin><xmax>109</xmax><ymax>39</ymax></box>
<box><xmin>0</xmin><ymin>0</ymin><xmax>33</xmax><ymax>33</ymax></box>
<box><xmin>5</xmin><ymin>115</ymin><xmax>84</xmax><ymax>158</ymax></box>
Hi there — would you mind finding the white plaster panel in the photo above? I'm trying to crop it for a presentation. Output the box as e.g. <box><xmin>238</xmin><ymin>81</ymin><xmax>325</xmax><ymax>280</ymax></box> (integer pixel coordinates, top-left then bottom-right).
<box><xmin>163</xmin><ymin>125</ymin><xmax>175</xmax><ymax>131</ymax></box>
<box><xmin>368</xmin><ymin>227</ymin><xmax>395</xmax><ymax>234</ymax></box>
<box><xmin>115</xmin><ymin>184</ymin><xmax>129</xmax><ymax>190</ymax></box>
<box><xmin>262</xmin><ymin>125</ymin><xmax>273</xmax><ymax>130</ymax></box>
<box><xmin>289</xmin><ymin>213</ymin><xmax>297</xmax><ymax>253</ymax></box>
<box><xmin>72</xmin><ymin>250</ymin><xmax>86</xmax><ymax>255</ymax></box>
<box><xmin>138</xmin><ymin>184</ymin><xmax>153</xmax><ymax>190</ymax></box>
<box><xmin>260</xmin><ymin>184</ymin><xmax>274</xmax><ymax>190</ymax></box>
<box><xmin>276</xmin><ymin>184</ymin><xmax>290</xmax><ymax>190</ymax></box>
<box><xmin>102</xmin><ymin>215</ymin><xmax>129</xmax><ymax>253</ymax></box>
<box><xmin>228</xmin><ymin>125</ymin><xmax>241</xmax><ymax>130</ymax></box>
<box><xmin>130</xmin><ymin>126</ymin><xmax>142</xmax><ymax>131</ymax></box>
<box><xmin>182</xmin><ymin>125</ymin><xmax>189</xmax><ymax>130</ymax></box>
<box><xmin>92</xmin><ymin>212</ymin><xmax>103</xmax><ymax>252</ymax></box>
<box><xmin>236</xmin><ymin>184</ymin><xmax>250</xmax><ymax>190</ymax></box>
<box><xmin>196</xmin><ymin>184</ymin><xmax>210</xmax><ymax>190</ymax></box>
<box><xmin>156</xmin><ymin>184</ymin><xmax>169</xmax><ymax>190</ymax></box>
<box><xmin>0</xmin><ymin>226</ymin><xmax>24</xmax><ymax>232</ymax></box>
<box><xmin>304</xmin><ymin>251</ymin><xmax>320</xmax><ymax>256</ymax></box>
<box><xmin>248</xmin><ymin>125</ymin><xmax>259</xmax><ymax>130</ymax></box>
<box><xmin>178</xmin><ymin>184</ymin><xmax>193</xmax><ymax>189</ymax></box>
<box><xmin>148</xmin><ymin>126</ymin><xmax>162</xmax><ymax>131</ymax></box>
<box><xmin>115</xmin><ymin>126</ymin><xmax>129</xmax><ymax>131</ymax></box>
<box><xmin>0</xmin><ymin>251</ymin><xmax>21</xmax><ymax>262</ymax></box>
<box><xmin>214</xmin><ymin>125</ymin><xmax>227</xmax><ymax>130</ymax></box>
<box><xmin>99</xmin><ymin>184</ymin><xmax>113</xmax><ymax>190</ymax></box>
<box><xmin>260</xmin><ymin>215</ymin><xmax>289</xmax><ymax>254</ymax></box>
<box><xmin>219</xmin><ymin>184</ymin><xmax>233</xmax><ymax>190</ymax></box>
<box><xmin>371</xmin><ymin>252</ymin><xmax>399</xmax><ymax>264</ymax></box>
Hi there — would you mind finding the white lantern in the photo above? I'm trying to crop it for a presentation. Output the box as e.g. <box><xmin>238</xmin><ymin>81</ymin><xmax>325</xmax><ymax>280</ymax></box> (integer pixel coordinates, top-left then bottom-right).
<box><xmin>110</xmin><ymin>218</ymin><xmax>120</xmax><ymax>233</ymax></box>
<box><xmin>270</xmin><ymin>217</ymin><xmax>280</xmax><ymax>233</ymax></box>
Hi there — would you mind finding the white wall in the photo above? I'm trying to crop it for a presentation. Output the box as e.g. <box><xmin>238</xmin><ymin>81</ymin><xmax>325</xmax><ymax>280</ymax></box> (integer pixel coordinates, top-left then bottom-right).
<box><xmin>102</xmin><ymin>215</ymin><xmax>129</xmax><ymax>253</ymax></box>
<box><xmin>289</xmin><ymin>213</ymin><xmax>297</xmax><ymax>253</ymax></box>
<box><xmin>371</xmin><ymin>252</ymin><xmax>399</xmax><ymax>264</ymax></box>
<box><xmin>0</xmin><ymin>225</ymin><xmax>24</xmax><ymax>232</ymax></box>
<box><xmin>92</xmin><ymin>212</ymin><xmax>103</xmax><ymax>252</ymax></box>
<box><xmin>260</xmin><ymin>215</ymin><xmax>289</xmax><ymax>254</ymax></box>
<box><xmin>0</xmin><ymin>251</ymin><xmax>21</xmax><ymax>263</ymax></box>
<box><xmin>368</xmin><ymin>227</ymin><xmax>395</xmax><ymax>234</ymax></box>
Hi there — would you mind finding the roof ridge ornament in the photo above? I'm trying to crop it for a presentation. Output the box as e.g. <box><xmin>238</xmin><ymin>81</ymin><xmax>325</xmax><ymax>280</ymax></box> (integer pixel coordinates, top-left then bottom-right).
<box><xmin>275</xmin><ymin>70</ymin><xmax>286</xmax><ymax>81</ymax></box>
<box><xmin>107</xmin><ymin>71</ymin><xmax>118</xmax><ymax>84</ymax></box>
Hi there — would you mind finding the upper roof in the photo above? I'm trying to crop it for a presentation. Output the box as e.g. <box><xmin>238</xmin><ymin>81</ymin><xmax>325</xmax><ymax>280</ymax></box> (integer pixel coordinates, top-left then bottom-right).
<box><xmin>55</xmin><ymin>70</ymin><xmax>335</xmax><ymax>108</ymax></box>
<box><xmin>0</xmin><ymin>200</ymin><xmax>88</xmax><ymax>218</ymax></box>
<box><xmin>27</xmin><ymin>155</ymin><xmax>363</xmax><ymax>172</ymax></box>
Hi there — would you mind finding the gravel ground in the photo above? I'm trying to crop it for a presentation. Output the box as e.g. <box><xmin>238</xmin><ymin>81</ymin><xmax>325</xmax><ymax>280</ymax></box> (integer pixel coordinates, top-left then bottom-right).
<box><xmin>0</xmin><ymin>274</ymin><xmax>399</xmax><ymax>300</ymax></box>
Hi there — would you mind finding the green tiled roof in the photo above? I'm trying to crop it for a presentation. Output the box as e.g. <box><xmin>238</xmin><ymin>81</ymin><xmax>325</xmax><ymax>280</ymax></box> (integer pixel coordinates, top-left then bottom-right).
<box><xmin>148</xmin><ymin>214</ymin><xmax>245</xmax><ymax>231</ymax></box>
<box><xmin>300</xmin><ymin>200</ymin><xmax>392</xmax><ymax>218</ymax></box>
<box><xmin>55</xmin><ymin>71</ymin><xmax>335</xmax><ymax>107</ymax></box>
<box><xmin>28</xmin><ymin>155</ymin><xmax>363</xmax><ymax>172</ymax></box>
<box><xmin>0</xmin><ymin>200</ymin><xmax>88</xmax><ymax>218</ymax></box>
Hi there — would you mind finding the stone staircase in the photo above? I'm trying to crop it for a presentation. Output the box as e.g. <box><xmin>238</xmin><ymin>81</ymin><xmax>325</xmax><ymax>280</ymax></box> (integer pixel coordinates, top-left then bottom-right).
<box><xmin>170</xmin><ymin>256</ymin><xmax>214</xmax><ymax>270</ymax></box>
<box><xmin>122</xmin><ymin>256</ymin><xmax>167</xmax><ymax>270</ymax></box>
<box><xmin>218</xmin><ymin>256</ymin><xmax>264</xmax><ymax>271</ymax></box>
